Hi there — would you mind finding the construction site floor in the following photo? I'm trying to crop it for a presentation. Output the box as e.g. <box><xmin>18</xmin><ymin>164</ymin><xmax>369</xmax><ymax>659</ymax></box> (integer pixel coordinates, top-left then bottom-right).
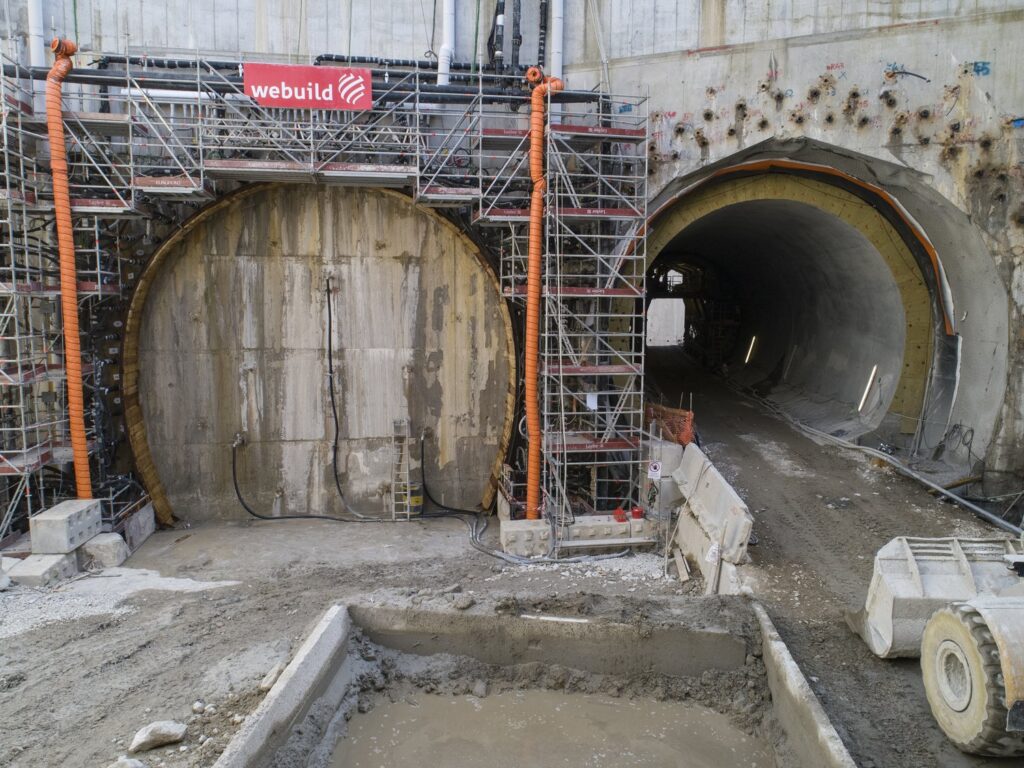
<box><xmin>646</xmin><ymin>346</ymin><xmax>1009</xmax><ymax>768</ymax></box>
<box><xmin>0</xmin><ymin>351</ymin><xmax>1013</xmax><ymax>768</ymax></box>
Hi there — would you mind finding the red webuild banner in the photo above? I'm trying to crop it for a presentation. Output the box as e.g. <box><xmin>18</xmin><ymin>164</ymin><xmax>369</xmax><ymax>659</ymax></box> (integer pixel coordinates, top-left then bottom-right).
<box><xmin>243</xmin><ymin>63</ymin><xmax>372</xmax><ymax>110</ymax></box>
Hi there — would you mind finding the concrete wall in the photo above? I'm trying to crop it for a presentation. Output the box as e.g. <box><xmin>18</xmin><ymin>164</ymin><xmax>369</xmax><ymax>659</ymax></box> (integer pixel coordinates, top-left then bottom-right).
<box><xmin>567</xmin><ymin>6</ymin><xmax>1023</xmax><ymax>474</ymax></box>
<box><xmin>137</xmin><ymin>186</ymin><xmax>513</xmax><ymax>519</ymax></box>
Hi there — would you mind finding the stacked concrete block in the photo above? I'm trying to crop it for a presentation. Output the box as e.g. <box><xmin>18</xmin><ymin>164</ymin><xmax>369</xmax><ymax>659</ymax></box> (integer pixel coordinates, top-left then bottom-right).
<box><xmin>7</xmin><ymin>552</ymin><xmax>77</xmax><ymax>588</ymax></box>
<box><xmin>30</xmin><ymin>499</ymin><xmax>102</xmax><ymax>554</ymax></box>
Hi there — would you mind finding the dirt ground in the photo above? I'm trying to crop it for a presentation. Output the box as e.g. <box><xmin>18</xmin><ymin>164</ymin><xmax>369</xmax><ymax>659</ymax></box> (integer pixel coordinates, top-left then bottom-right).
<box><xmin>0</xmin><ymin>523</ymin><xmax>696</xmax><ymax>768</ymax></box>
<box><xmin>646</xmin><ymin>348</ymin><xmax>1014</xmax><ymax>768</ymax></box>
<box><xmin>0</xmin><ymin>350</ymin><xmax>1018</xmax><ymax>768</ymax></box>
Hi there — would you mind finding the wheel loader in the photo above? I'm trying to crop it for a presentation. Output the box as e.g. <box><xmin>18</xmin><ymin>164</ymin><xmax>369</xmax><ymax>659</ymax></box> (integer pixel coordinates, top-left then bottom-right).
<box><xmin>848</xmin><ymin>536</ymin><xmax>1024</xmax><ymax>756</ymax></box>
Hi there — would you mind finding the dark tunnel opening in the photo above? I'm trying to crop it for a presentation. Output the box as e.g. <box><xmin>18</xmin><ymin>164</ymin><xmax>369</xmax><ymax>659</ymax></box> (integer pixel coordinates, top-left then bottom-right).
<box><xmin>646</xmin><ymin>196</ymin><xmax>925</xmax><ymax>444</ymax></box>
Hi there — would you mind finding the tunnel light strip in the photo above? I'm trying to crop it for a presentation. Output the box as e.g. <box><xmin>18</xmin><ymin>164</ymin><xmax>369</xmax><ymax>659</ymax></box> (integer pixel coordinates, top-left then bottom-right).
<box><xmin>744</xmin><ymin>336</ymin><xmax>757</xmax><ymax>365</ymax></box>
<box><xmin>858</xmin><ymin>365</ymin><xmax>879</xmax><ymax>413</ymax></box>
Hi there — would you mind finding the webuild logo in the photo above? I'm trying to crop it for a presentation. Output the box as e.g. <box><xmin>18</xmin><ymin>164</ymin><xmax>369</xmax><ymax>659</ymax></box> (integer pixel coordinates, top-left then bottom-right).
<box><xmin>243</xmin><ymin>63</ymin><xmax>372</xmax><ymax>110</ymax></box>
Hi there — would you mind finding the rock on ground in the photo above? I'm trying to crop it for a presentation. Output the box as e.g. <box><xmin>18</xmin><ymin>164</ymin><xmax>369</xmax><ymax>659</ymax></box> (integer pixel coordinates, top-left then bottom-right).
<box><xmin>107</xmin><ymin>757</ymin><xmax>147</xmax><ymax>768</ymax></box>
<box><xmin>129</xmin><ymin>721</ymin><xmax>186</xmax><ymax>753</ymax></box>
<box><xmin>259</xmin><ymin>661</ymin><xmax>286</xmax><ymax>691</ymax></box>
<box><xmin>81</xmin><ymin>533</ymin><xmax>130</xmax><ymax>568</ymax></box>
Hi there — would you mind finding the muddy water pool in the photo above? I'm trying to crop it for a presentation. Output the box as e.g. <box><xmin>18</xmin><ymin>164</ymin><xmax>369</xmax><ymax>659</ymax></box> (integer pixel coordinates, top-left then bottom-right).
<box><xmin>330</xmin><ymin>688</ymin><xmax>773</xmax><ymax>767</ymax></box>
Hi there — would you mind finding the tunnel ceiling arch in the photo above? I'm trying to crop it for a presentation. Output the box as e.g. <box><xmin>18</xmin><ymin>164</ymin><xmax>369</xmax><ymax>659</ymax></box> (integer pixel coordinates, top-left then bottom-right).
<box><xmin>124</xmin><ymin>185</ymin><xmax>515</xmax><ymax>525</ymax></box>
<box><xmin>646</xmin><ymin>171</ymin><xmax>945</xmax><ymax>440</ymax></box>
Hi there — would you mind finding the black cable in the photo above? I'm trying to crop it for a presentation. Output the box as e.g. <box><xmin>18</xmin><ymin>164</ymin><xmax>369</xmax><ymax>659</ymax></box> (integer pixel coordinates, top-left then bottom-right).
<box><xmin>232</xmin><ymin>438</ymin><xmax>465</xmax><ymax>524</ymax></box>
<box><xmin>419</xmin><ymin>433</ymin><xmax>482</xmax><ymax>515</ymax></box>
<box><xmin>232</xmin><ymin>439</ymin><xmax>371</xmax><ymax>523</ymax></box>
<box><xmin>325</xmin><ymin>276</ymin><xmax>360</xmax><ymax>515</ymax></box>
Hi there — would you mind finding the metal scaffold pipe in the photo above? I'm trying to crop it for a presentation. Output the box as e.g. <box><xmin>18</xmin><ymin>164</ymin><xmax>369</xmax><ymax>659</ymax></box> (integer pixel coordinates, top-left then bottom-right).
<box><xmin>45</xmin><ymin>38</ymin><xmax>92</xmax><ymax>499</ymax></box>
<box><xmin>524</xmin><ymin>65</ymin><xmax>563</xmax><ymax>520</ymax></box>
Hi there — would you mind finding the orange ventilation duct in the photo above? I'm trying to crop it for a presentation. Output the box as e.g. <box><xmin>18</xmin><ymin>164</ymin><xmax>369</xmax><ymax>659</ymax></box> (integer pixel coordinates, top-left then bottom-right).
<box><xmin>524</xmin><ymin>66</ymin><xmax>562</xmax><ymax>519</ymax></box>
<box><xmin>46</xmin><ymin>38</ymin><xmax>92</xmax><ymax>499</ymax></box>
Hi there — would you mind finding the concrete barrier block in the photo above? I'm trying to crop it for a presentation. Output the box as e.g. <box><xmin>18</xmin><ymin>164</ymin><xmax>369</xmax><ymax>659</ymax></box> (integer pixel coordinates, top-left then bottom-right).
<box><xmin>672</xmin><ymin>444</ymin><xmax>752</xmax><ymax>564</ymax></box>
<box><xmin>124</xmin><ymin>502</ymin><xmax>156</xmax><ymax>552</ymax></box>
<box><xmin>30</xmin><ymin>499</ymin><xmax>102</xmax><ymax>554</ymax></box>
<box><xmin>81</xmin><ymin>532</ymin><xmax>130</xmax><ymax>568</ymax></box>
<box><xmin>7</xmin><ymin>552</ymin><xmax>78</xmax><ymax>587</ymax></box>
<box><xmin>500</xmin><ymin>519</ymin><xmax>551</xmax><ymax>556</ymax></box>
<box><xmin>214</xmin><ymin>605</ymin><xmax>351</xmax><ymax>768</ymax></box>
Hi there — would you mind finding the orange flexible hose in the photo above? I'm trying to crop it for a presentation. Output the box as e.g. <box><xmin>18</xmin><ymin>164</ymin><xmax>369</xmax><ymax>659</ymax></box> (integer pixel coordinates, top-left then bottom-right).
<box><xmin>46</xmin><ymin>38</ymin><xmax>91</xmax><ymax>499</ymax></box>
<box><xmin>524</xmin><ymin>67</ymin><xmax>562</xmax><ymax>519</ymax></box>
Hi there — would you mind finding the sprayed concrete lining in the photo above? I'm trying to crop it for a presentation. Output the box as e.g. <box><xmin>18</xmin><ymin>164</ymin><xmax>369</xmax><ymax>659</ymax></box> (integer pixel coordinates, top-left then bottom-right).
<box><xmin>126</xmin><ymin>185</ymin><xmax>515</xmax><ymax>523</ymax></box>
<box><xmin>643</xmin><ymin>141</ymin><xmax>1010</xmax><ymax>476</ymax></box>
<box><xmin>211</xmin><ymin>596</ymin><xmax>855</xmax><ymax>768</ymax></box>
<box><xmin>647</xmin><ymin>170</ymin><xmax>936</xmax><ymax>444</ymax></box>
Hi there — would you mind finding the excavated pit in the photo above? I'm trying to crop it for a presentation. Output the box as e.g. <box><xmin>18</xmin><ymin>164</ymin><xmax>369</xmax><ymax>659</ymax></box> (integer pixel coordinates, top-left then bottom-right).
<box><xmin>221</xmin><ymin>594</ymin><xmax>848</xmax><ymax>768</ymax></box>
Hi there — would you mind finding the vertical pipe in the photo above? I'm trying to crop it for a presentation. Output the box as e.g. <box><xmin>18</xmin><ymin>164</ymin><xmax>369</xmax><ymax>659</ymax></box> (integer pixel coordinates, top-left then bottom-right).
<box><xmin>46</xmin><ymin>38</ymin><xmax>92</xmax><ymax>499</ymax></box>
<box><xmin>537</xmin><ymin>0</ymin><xmax>549</xmax><ymax>68</ymax></box>
<box><xmin>437</xmin><ymin>0</ymin><xmax>456</xmax><ymax>85</ymax></box>
<box><xmin>493</xmin><ymin>1</ymin><xmax>505</xmax><ymax>73</ymax></box>
<box><xmin>550</xmin><ymin>0</ymin><xmax>564</xmax><ymax>81</ymax></box>
<box><xmin>524</xmin><ymin>65</ymin><xmax>562</xmax><ymax>519</ymax></box>
<box><xmin>27</xmin><ymin>0</ymin><xmax>46</xmax><ymax>112</ymax></box>
<box><xmin>510</xmin><ymin>0</ymin><xmax>521</xmax><ymax>72</ymax></box>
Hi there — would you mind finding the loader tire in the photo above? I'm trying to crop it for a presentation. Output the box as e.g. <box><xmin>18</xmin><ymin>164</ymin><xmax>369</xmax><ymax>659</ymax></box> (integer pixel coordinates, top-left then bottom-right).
<box><xmin>921</xmin><ymin>604</ymin><xmax>1024</xmax><ymax>756</ymax></box>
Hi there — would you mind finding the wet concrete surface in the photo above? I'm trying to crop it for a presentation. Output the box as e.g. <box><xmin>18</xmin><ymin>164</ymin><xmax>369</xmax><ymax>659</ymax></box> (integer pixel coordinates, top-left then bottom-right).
<box><xmin>330</xmin><ymin>688</ymin><xmax>774</xmax><ymax>768</ymax></box>
<box><xmin>646</xmin><ymin>346</ymin><xmax>1008</xmax><ymax>768</ymax></box>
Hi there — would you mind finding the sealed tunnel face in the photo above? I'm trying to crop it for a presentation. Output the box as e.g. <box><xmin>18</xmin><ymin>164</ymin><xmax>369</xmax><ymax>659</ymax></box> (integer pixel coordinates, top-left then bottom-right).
<box><xmin>647</xmin><ymin>173</ymin><xmax>936</xmax><ymax>440</ymax></box>
<box><xmin>133</xmin><ymin>185</ymin><xmax>513</xmax><ymax>520</ymax></box>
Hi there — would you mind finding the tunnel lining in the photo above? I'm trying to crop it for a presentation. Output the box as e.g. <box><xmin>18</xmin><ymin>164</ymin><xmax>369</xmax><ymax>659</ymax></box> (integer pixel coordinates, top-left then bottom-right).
<box><xmin>123</xmin><ymin>184</ymin><xmax>516</xmax><ymax>525</ymax></box>
<box><xmin>647</xmin><ymin>171</ymin><xmax>939</xmax><ymax>437</ymax></box>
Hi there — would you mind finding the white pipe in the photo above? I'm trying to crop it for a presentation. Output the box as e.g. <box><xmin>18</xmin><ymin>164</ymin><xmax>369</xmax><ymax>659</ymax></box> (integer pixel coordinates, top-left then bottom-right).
<box><xmin>437</xmin><ymin>0</ymin><xmax>455</xmax><ymax>85</ymax></box>
<box><xmin>27</xmin><ymin>0</ymin><xmax>46</xmax><ymax>112</ymax></box>
<box><xmin>550</xmin><ymin>0</ymin><xmax>564</xmax><ymax>81</ymax></box>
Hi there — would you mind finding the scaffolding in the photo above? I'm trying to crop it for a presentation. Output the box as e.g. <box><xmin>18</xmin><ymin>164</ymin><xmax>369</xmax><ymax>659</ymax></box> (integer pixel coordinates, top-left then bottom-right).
<box><xmin>0</xmin><ymin>52</ymin><xmax>647</xmax><ymax>553</ymax></box>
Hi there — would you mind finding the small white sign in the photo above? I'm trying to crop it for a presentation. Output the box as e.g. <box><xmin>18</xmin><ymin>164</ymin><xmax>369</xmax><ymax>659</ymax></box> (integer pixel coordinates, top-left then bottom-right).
<box><xmin>647</xmin><ymin>460</ymin><xmax>662</xmax><ymax>480</ymax></box>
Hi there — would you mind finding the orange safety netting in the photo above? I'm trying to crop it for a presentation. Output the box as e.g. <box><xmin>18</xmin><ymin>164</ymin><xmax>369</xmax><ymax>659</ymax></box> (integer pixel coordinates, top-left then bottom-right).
<box><xmin>645</xmin><ymin>403</ymin><xmax>696</xmax><ymax>447</ymax></box>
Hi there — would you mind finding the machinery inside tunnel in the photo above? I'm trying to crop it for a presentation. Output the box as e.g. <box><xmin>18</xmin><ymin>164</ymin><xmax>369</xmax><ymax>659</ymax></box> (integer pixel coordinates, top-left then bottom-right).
<box><xmin>645</xmin><ymin>169</ymin><xmax>949</xmax><ymax>451</ymax></box>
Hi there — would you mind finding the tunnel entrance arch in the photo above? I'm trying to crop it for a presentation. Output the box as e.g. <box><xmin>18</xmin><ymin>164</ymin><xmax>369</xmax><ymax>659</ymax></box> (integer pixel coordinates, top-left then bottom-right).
<box><xmin>124</xmin><ymin>184</ymin><xmax>516</xmax><ymax>525</ymax></box>
<box><xmin>645</xmin><ymin>165</ymin><xmax>955</xmax><ymax>446</ymax></box>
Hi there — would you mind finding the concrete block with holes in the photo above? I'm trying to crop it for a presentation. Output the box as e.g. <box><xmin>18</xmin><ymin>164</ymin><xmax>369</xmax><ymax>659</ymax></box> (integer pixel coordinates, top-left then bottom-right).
<box><xmin>29</xmin><ymin>499</ymin><xmax>103</xmax><ymax>554</ymax></box>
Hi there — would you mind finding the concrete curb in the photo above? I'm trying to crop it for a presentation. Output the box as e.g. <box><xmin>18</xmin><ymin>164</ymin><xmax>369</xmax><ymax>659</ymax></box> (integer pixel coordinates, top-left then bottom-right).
<box><xmin>753</xmin><ymin>602</ymin><xmax>857</xmax><ymax>768</ymax></box>
<box><xmin>213</xmin><ymin>604</ymin><xmax>351</xmax><ymax>768</ymax></box>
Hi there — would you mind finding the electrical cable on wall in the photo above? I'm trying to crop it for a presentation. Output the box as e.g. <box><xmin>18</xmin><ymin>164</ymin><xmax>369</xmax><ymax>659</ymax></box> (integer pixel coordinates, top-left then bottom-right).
<box><xmin>229</xmin><ymin>263</ymin><xmax>630</xmax><ymax>563</ymax></box>
<box><xmin>325</xmin><ymin>276</ymin><xmax>371</xmax><ymax>519</ymax></box>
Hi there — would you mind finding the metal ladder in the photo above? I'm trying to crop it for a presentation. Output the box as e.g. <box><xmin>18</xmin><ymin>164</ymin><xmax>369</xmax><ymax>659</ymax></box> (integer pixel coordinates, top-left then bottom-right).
<box><xmin>390</xmin><ymin>419</ymin><xmax>412</xmax><ymax>521</ymax></box>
